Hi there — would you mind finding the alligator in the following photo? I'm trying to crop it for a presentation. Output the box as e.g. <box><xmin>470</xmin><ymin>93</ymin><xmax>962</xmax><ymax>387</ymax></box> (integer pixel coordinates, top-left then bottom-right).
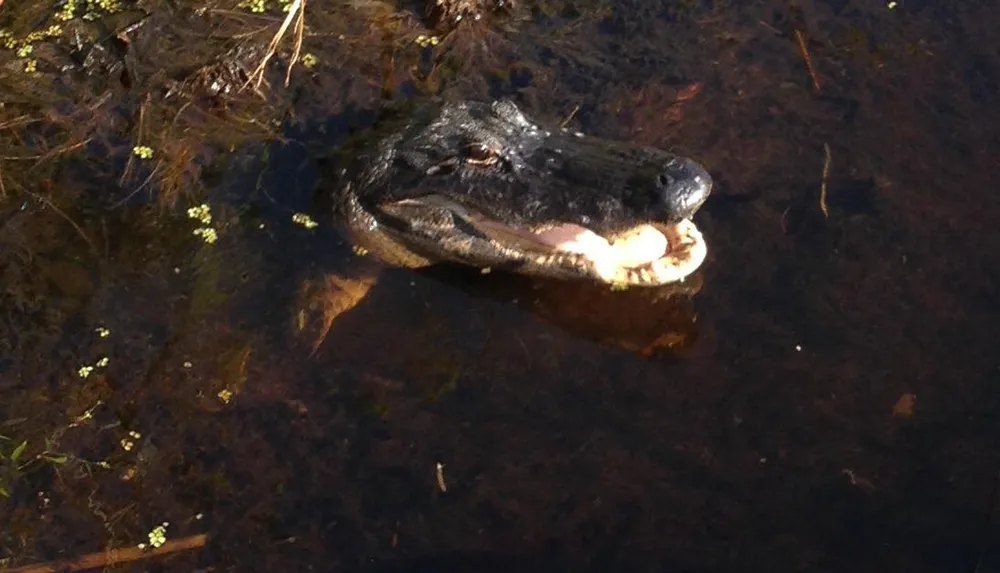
<box><xmin>327</xmin><ymin>98</ymin><xmax>712</xmax><ymax>288</ymax></box>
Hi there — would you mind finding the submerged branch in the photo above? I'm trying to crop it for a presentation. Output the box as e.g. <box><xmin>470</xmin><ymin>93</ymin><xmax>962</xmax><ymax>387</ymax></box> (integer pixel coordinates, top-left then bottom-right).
<box><xmin>0</xmin><ymin>534</ymin><xmax>208</xmax><ymax>573</ymax></box>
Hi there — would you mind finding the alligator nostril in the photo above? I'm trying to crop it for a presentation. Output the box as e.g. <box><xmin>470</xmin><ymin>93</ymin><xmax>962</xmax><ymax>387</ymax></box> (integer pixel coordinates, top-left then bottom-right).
<box><xmin>656</xmin><ymin>157</ymin><xmax>713</xmax><ymax>222</ymax></box>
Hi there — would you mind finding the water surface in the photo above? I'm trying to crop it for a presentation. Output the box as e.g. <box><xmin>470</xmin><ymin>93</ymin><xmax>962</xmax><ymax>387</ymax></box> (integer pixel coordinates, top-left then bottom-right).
<box><xmin>1</xmin><ymin>1</ymin><xmax>998</xmax><ymax>571</ymax></box>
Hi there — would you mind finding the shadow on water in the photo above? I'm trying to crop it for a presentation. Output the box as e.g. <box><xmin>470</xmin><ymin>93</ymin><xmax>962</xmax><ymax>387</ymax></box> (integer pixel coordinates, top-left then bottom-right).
<box><xmin>1</xmin><ymin>0</ymin><xmax>1000</xmax><ymax>572</ymax></box>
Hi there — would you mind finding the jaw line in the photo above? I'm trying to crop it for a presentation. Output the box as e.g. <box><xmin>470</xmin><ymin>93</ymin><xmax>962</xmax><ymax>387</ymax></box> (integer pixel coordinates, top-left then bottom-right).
<box><xmin>377</xmin><ymin>197</ymin><xmax>708</xmax><ymax>285</ymax></box>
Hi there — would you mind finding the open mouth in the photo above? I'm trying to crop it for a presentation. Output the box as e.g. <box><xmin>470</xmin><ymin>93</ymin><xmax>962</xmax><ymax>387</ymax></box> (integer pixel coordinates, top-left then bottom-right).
<box><xmin>379</xmin><ymin>195</ymin><xmax>707</xmax><ymax>286</ymax></box>
<box><xmin>530</xmin><ymin>220</ymin><xmax>707</xmax><ymax>286</ymax></box>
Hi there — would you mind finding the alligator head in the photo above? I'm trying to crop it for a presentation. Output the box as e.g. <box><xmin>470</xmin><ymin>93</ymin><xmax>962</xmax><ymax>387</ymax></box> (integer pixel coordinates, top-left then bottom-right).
<box><xmin>331</xmin><ymin>99</ymin><xmax>711</xmax><ymax>287</ymax></box>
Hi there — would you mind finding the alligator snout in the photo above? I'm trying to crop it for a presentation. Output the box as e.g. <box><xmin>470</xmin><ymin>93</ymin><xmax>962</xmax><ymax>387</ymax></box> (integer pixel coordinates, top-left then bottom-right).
<box><xmin>652</xmin><ymin>156</ymin><xmax>712</xmax><ymax>223</ymax></box>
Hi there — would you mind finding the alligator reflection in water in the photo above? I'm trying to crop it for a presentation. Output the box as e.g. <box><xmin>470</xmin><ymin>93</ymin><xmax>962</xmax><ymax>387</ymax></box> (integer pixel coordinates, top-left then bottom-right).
<box><xmin>418</xmin><ymin>264</ymin><xmax>703</xmax><ymax>360</ymax></box>
<box><xmin>298</xmin><ymin>260</ymin><xmax>702</xmax><ymax>364</ymax></box>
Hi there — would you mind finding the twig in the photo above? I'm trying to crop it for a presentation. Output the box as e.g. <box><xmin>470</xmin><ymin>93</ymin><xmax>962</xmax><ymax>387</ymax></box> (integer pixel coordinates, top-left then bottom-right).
<box><xmin>85</xmin><ymin>92</ymin><xmax>113</xmax><ymax>113</ymax></box>
<box><xmin>758</xmin><ymin>19</ymin><xmax>782</xmax><ymax>36</ymax></box>
<box><xmin>435</xmin><ymin>462</ymin><xmax>447</xmax><ymax>492</ymax></box>
<box><xmin>2</xmin><ymin>138</ymin><xmax>92</xmax><ymax>161</ymax></box>
<box><xmin>109</xmin><ymin>161</ymin><xmax>162</xmax><ymax>209</ymax></box>
<box><xmin>0</xmin><ymin>115</ymin><xmax>37</xmax><ymax>131</ymax></box>
<box><xmin>119</xmin><ymin>97</ymin><xmax>149</xmax><ymax>187</ymax></box>
<box><xmin>244</xmin><ymin>0</ymin><xmax>303</xmax><ymax>92</ymax></box>
<box><xmin>794</xmin><ymin>29</ymin><xmax>821</xmax><ymax>93</ymax></box>
<box><xmin>35</xmin><ymin>138</ymin><xmax>93</xmax><ymax>162</ymax></box>
<box><xmin>819</xmin><ymin>142</ymin><xmax>831</xmax><ymax>218</ymax></box>
<box><xmin>0</xmin><ymin>533</ymin><xmax>208</xmax><ymax>573</ymax></box>
<box><xmin>16</xmin><ymin>185</ymin><xmax>98</xmax><ymax>255</ymax></box>
<box><xmin>284</xmin><ymin>0</ymin><xmax>307</xmax><ymax>88</ymax></box>
<box><xmin>559</xmin><ymin>104</ymin><xmax>580</xmax><ymax>129</ymax></box>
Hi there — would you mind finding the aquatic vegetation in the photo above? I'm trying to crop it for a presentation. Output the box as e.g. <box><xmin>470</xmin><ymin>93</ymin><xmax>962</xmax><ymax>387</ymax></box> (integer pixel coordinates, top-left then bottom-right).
<box><xmin>119</xmin><ymin>430</ymin><xmax>141</xmax><ymax>452</ymax></box>
<box><xmin>415</xmin><ymin>34</ymin><xmax>442</xmax><ymax>47</ymax></box>
<box><xmin>292</xmin><ymin>212</ymin><xmax>318</xmax><ymax>229</ymax></box>
<box><xmin>57</xmin><ymin>0</ymin><xmax>124</xmax><ymax>21</ymax></box>
<box><xmin>193</xmin><ymin>227</ymin><xmax>219</xmax><ymax>243</ymax></box>
<box><xmin>132</xmin><ymin>145</ymin><xmax>154</xmax><ymax>159</ymax></box>
<box><xmin>0</xmin><ymin>439</ymin><xmax>28</xmax><ymax>498</ymax></box>
<box><xmin>139</xmin><ymin>522</ymin><xmax>170</xmax><ymax>550</ymax></box>
<box><xmin>187</xmin><ymin>204</ymin><xmax>213</xmax><ymax>225</ymax></box>
<box><xmin>237</xmin><ymin>0</ymin><xmax>298</xmax><ymax>14</ymax></box>
<box><xmin>187</xmin><ymin>203</ymin><xmax>218</xmax><ymax>243</ymax></box>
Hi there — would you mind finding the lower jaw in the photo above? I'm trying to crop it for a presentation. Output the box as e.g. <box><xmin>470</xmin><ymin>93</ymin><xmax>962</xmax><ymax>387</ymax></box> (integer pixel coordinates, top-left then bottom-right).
<box><xmin>592</xmin><ymin>219</ymin><xmax>707</xmax><ymax>286</ymax></box>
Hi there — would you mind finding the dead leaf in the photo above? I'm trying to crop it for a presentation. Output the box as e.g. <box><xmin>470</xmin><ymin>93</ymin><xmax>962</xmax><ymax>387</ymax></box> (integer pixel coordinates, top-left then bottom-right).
<box><xmin>892</xmin><ymin>393</ymin><xmax>916</xmax><ymax>418</ymax></box>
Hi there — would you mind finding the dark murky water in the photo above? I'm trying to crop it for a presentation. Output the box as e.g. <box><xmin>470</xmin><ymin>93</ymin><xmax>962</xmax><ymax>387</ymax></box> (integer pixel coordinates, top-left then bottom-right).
<box><xmin>1</xmin><ymin>0</ymin><xmax>999</xmax><ymax>571</ymax></box>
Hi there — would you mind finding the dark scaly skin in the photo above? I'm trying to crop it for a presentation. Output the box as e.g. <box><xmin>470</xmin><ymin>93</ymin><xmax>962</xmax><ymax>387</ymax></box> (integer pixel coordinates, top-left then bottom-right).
<box><xmin>327</xmin><ymin>99</ymin><xmax>712</xmax><ymax>287</ymax></box>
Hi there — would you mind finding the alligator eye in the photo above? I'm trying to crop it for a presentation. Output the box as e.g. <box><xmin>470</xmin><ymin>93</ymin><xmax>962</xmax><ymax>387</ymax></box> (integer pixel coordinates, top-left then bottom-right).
<box><xmin>465</xmin><ymin>143</ymin><xmax>500</xmax><ymax>166</ymax></box>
